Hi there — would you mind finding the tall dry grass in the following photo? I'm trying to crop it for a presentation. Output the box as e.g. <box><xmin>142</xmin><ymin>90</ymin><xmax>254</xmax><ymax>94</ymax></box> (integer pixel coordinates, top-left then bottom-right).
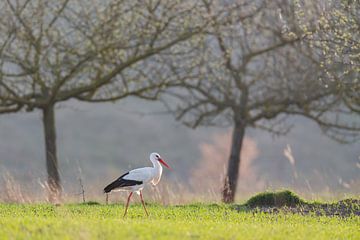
<box><xmin>1</xmin><ymin>171</ymin><xmax>359</xmax><ymax>204</ymax></box>
<box><xmin>1</xmin><ymin>131</ymin><xmax>359</xmax><ymax>204</ymax></box>
<box><xmin>189</xmin><ymin>131</ymin><xmax>266</xmax><ymax>200</ymax></box>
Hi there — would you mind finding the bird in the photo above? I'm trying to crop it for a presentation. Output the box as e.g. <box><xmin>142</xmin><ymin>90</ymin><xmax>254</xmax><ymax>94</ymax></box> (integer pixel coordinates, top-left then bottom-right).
<box><xmin>103</xmin><ymin>152</ymin><xmax>171</xmax><ymax>217</ymax></box>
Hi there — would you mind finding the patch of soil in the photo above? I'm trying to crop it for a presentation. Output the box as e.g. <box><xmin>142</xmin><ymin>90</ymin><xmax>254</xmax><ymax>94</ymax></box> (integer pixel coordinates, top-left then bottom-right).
<box><xmin>247</xmin><ymin>199</ymin><xmax>360</xmax><ymax>218</ymax></box>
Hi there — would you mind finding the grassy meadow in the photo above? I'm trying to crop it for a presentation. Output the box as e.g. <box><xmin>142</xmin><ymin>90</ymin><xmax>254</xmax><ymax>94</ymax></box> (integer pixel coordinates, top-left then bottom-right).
<box><xmin>0</xmin><ymin>199</ymin><xmax>359</xmax><ymax>240</ymax></box>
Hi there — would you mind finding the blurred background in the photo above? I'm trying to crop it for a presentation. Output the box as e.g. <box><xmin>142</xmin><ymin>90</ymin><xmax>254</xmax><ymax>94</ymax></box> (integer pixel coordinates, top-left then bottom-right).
<box><xmin>0</xmin><ymin>0</ymin><xmax>359</xmax><ymax>203</ymax></box>
<box><xmin>1</xmin><ymin>98</ymin><xmax>358</xmax><ymax>203</ymax></box>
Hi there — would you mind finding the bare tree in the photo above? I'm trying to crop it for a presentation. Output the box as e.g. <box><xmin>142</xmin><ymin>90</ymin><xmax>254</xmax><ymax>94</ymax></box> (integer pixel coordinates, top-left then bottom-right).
<box><xmin>0</xmin><ymin>0</ymin><xmax>211</xmax><ymax>201</ymax></box>
<box><xmin>162</xmin><ymin>0</ymin><xmax>360</xmax><ymax>203</ymax></box>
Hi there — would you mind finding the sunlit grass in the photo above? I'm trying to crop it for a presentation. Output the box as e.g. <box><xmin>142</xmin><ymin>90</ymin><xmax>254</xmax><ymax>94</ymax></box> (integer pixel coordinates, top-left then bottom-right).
<box><xmin>0</xmin><ymin>203</ymin><xmax>359</xmax><ymax>240</ymax></box>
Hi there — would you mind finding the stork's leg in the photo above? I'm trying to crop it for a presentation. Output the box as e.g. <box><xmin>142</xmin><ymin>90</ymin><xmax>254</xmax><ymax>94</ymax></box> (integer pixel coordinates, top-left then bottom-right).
<box><xmin>123</xmin><ymin>192</ymin><xmax>133</xmax><ymax>217</ymax></box>
<box><xmin>140</xmin><ymin>191</ymin><xmax>149</xmax><ymax>216</ymax></box>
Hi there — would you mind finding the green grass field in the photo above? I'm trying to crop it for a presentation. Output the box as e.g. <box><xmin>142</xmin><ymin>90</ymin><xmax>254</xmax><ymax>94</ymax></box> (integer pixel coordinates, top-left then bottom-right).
<box><xmin>0</xmin><ymin>202</ymin><xmax>359</xmax><ymax>240</ymax></box>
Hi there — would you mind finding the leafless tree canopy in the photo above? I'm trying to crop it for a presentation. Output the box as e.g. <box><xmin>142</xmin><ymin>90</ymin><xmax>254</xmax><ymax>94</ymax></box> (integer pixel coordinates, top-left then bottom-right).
<box><xmin>0</xmin><ymin>0</ymin><xmax>213</xmax><ymax>112</ymax></box>
<box><xmin>164</xmin><ymin>0</ymin><xmax>359</xmax><ymax>142</ymax></box>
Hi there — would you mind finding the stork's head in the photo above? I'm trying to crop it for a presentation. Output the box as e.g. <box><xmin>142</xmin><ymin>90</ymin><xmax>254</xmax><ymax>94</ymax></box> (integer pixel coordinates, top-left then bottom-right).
<box><xmin>150</xmin><ymin>152</ymin><xmax>171</xmax><ymax>169</ymax></box>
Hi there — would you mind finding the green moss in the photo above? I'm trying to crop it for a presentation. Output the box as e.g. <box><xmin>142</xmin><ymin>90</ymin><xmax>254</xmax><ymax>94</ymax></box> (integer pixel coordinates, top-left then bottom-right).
<box><xmin>80</xmin><ymin>201</ymin><xmax>100</xmax><ymax>206</ymax></box>
<box><xmin>246</xmin><ymin>190</ymin><xmax>305</xmax><ymax>207</ymax></box>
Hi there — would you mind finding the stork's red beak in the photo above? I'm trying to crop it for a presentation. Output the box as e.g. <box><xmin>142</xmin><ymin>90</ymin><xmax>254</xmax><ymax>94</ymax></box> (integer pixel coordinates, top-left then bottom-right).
<box><xmin>159</xmin><ymin>158</ymin><xmax>171</xmax><ymax>170</ymax></box>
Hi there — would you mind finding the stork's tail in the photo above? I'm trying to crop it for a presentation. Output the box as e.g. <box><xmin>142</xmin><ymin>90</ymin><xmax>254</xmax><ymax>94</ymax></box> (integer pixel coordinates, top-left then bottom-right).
<box><xmin>104</xmin><ymin>180</ymin><xmax>119</xmax><ymax>193</ymax></box>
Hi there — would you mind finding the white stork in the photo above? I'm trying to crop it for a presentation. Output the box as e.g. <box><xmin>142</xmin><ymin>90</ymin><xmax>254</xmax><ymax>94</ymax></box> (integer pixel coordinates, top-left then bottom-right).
<box><xmin>104</xmin><ymin>152</ymin><xmax>171</xmax><ymax>217</ymax></box>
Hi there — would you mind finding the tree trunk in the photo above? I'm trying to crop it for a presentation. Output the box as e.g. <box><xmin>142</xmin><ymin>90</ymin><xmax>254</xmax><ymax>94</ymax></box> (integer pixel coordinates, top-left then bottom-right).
<box><xmin>42</xmin><ymin>104</ymin><xmax>61</xmax><ymax>202</ymax></box>
<box><xmin>222</xmin><ymin>121</ymin><xmax>245</xmax><ymax>203</ymax></box>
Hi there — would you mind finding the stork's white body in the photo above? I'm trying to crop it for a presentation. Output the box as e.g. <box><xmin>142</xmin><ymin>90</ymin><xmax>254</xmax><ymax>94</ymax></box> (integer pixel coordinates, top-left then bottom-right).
<box><xmin>104</xmin><ymin>152</ymin><xmax>170</xmax><ymax>217</ymax></box>
<box><xmin>113</xmin><ymin>161</ymin><xmax>163</xmax><ymax>193</ymax></box>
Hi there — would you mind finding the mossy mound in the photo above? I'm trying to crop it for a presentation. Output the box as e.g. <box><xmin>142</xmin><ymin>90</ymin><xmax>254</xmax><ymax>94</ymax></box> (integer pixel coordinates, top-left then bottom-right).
<box><xmin>246</xmin><ymin>190</ymin><xmax>304</xmax><ymax>208</ymax></box>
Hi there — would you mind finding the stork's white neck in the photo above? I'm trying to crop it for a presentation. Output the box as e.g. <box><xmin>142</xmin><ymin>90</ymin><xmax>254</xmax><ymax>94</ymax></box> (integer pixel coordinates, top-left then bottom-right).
<box><xmin>150</xmin><ymin>158</ymin><xmax>163</xmax><ymax>185</ymax></box>
<box><xmin>151</xmin><ymin>158</ymin><xmax>162</xmax><ymax>171</ymax></box>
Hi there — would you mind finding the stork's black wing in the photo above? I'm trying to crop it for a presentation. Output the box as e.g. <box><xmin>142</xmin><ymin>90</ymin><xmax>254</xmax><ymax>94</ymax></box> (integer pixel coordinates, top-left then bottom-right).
<box><xmin>103</xmin><ymin>172</ymin><xmax>143</xmax><ymax>193</ymax></box>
